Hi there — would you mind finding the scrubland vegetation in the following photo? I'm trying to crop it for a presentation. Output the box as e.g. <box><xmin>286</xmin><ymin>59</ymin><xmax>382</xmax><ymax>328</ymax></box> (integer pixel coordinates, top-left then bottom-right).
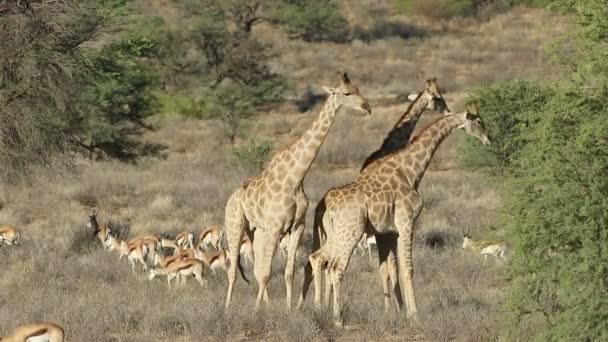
<box><xmin>1</xmin><ymin>0</ymin><xmax>606</xmax><ymax>341</ymax></box>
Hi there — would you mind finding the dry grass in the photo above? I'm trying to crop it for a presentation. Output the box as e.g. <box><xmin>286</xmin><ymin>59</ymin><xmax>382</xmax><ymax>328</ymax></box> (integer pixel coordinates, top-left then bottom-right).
<box><xmin>0</xmin><ymin>105</ymin><xmax>505</xmax><ymax>341</ymax></box>
<box><xmin>0</xmin><ymin>3</ymin><xmax>563</xmax><ymax>341</ymax></box>
<box><xmin>256</xmin><ymin>6</ymin><xmax>565</xmax><ymax>100</ymax></box>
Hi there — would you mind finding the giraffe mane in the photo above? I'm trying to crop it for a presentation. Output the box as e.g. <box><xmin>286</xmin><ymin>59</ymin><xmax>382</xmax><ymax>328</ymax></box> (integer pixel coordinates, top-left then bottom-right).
<box><xmin>391</xmin><ymin>91</ymin><xmax>425</xmax><ymax>130</ymax></box>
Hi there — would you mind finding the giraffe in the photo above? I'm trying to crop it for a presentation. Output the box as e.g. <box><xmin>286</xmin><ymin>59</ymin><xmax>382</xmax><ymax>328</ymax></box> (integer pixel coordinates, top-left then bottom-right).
<box><xmin>360</xmin><ymin>77</ymin><xmax>450</xmax><ymax>171</ymax></box>
<box><xmin>298</xmin><ymin>103</ymin><xmax>490</xmax><ymax>327</ymax></box>
<box><xmin>301</xmin><ymin>78</ymin><xmax>451</xmax><ymax>313</ymax></box>
<box><xmin>223</xmin><ymin>72</ymin><xmax>372</xmax><ymax>310</ymax></box>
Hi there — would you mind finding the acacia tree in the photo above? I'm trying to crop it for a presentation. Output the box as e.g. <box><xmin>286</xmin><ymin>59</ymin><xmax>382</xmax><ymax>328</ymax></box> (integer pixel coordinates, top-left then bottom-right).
<box><xmin>505</xmin><ymin>0</ymin><xmax>608</xmax><ymax>340</ymax></box>
<box><xmin>0</xmin><ymin>0</ymin><xmax>162</xmax><ymax>181</ymax></box>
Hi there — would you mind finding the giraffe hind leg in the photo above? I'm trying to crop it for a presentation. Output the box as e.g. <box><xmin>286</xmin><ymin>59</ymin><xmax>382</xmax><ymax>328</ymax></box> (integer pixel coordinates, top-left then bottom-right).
<box><xmin>224</xmin><ymin>191</ymin><xmax>248</xmax><ymax>310</ymax></box>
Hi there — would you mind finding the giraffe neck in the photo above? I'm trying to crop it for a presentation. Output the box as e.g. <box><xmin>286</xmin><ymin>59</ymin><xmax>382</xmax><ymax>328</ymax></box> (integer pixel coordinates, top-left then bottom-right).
<box><xmin>269</xmin><ymin>95</ymin><xmax>340</xmax><ymax>188</ymax></box>
<box><xmin>391</xmin><ymin>113</ymin><xmax>465</xmax><ymax>189</ymax></box>
<box><xmin>360</xmin><ymin>94</ymin><xmax>430</xmax><ymax>171</ymax></box>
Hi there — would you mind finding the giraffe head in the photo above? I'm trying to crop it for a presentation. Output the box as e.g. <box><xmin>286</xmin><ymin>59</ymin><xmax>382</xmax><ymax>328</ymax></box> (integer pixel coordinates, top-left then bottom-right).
<box><xmin>460</xmin><ymin>102</ymin><xmax>491</xmax><ymax>146</ymax></box>
<box><xmin>322</xmin><ymin>72</ymin><xmax>372</xmax><ymax>115</ymax></box>
<box><xmin>407</xmin><ymin>77</ymin><xmax>450</xmax><ymax>114</ymax></box>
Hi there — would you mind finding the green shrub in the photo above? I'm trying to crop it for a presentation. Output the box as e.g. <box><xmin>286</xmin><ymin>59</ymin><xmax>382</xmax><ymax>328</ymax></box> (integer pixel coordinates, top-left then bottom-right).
<box><xmin>505</xmin><ymin>1</ymin><xmax>608</xmax><ymax>340</ymax></box>
<box><xmin>459</xmin><ymin>80</ymin><xmax>551</xmax><ymax>175</ymax></box>
<box><xmin>0</xmin><ymin>0</ymin><xmax>103</xmax><ymax>181</ymax></box>
<box><xmin>231</xmin><ymin>138</ymin><xmax>274</xmax><ymax>172</ymax></box>
<box><xmin>394</xmin><ymin>0</ymin><xmax>474</xmax><ymax>19</ymax></box>
<box><xmin>78</xmin><ymin>35</ymin><xmax>164</xmax><ymax>160</ymax></box>
<box><xmin>273</xmin><ymin>0</ymin><xmax>349</xmax><ymax>42</ymax></box>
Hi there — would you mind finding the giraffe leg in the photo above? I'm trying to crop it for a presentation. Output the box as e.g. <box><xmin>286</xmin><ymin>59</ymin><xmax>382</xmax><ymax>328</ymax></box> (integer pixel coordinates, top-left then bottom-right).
<box><xmin>323</xmin><ymin>267</ymin><xmax>332</xmax><ymax>308</ymax></box>
<box><xmin>394</xmin><ymin>197</ymin><xmax>422</xmax><ymax>321</ymax></box>
<box><xmin>387</xmin><ymin>239</ymin><xmax>403</xmax><ymax>311</ymax></box>
<box><xmin>297</xmin><ymin>257</ymin><xmax>314</xmax><ymax>309</ymax></box>
<box><xmin>377</xmin><ymin>233</ymin><xmax>403</xmax><ymax>311</ymax></box>
<box><xmin>329</xmin><ymin>237</ymin><xmax>359</xmax><ymax>328</ymax></box>
<box><xmin>376</xmin><ymin>234</ymin><xmax>394</xmax><ymax>312</ymax></box>
<box><xmin>307</xmin><ymin>247</ymin><xmax>326</xmax><ymax>309</ymax></box>
<box><xmin>252</xmin><ymin>229</ymin><xmax>279</xmax><ymax>310</ymax></box>
<box><xmin>224</xmin><ymin>191</ymin><xmax>247</xmax><ymax>310</ymax></box>
<box><xmin>284</xmin><ymin>222</ymin><xmax>304</xmax><ymax>309</ymax></box>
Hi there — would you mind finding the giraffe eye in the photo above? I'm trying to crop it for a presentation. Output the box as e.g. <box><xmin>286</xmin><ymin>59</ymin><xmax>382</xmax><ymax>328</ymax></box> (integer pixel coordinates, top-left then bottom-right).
<box><xmin>344</xmin><ymin>92</ymin><xmax>352</xmax><ymax>96</ymax></box>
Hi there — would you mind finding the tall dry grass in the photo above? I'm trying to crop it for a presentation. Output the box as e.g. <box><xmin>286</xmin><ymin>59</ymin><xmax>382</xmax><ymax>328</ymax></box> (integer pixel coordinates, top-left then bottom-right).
<box><xmin>0</xmin><ymin>104</ymin><xmax>505</xmax><ymax>341</ymax></box>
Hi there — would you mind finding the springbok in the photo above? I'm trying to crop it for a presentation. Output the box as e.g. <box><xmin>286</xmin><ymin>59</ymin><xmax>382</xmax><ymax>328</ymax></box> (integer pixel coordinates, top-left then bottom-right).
<box><xmin>87</xmin><ymin>211</ymin><xmax>109</xmax><ymax>249</ymax></box>
<box><xmin>240</xmin><ymin>235</ymin><xmax>254</xmax><ymax>266</ymax></box>
<box><xmin>148</xmin><ymin>258</ymin><xmax>206</xmax><ymax>289</ymax></box>
<box><xmin>154</xmin><ymin>247</ymin><xmax>203</xmax><ymax>268</ymax></box>
<box><xmin>1</xmin><ymin>322</ymin><xmax>64</xmax><ymax>342</ymax></box>
<box><xmin>159</xmin><ymin>231</ymin><xmax>194</xmax><ymax>251</ymax></box>
<box><xmin>462</xmin><ymin>233</ymin><xmax>508</xmax><ymax>261</ymax></box>
<box><xmin>105</xmin><ymin>233</ymin><xmax>149</xmax><ymax>272</ymax></box>
<box><xmin>197</xmin><ymin>225</ymin><xmax>223</xmax><ymax>251</ymax></box>
<box><xmin>355</xmin><ymin>233</ymin><xmax>377</xmax><ymax>262</ymax></box>
<box><xmin>0</xmin><ymin>225</ymin><xmax>19</xmax><ymax>246</ymax></box>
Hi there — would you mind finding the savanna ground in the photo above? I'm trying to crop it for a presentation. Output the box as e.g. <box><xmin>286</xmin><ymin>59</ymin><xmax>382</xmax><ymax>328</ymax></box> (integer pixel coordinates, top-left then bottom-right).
<box><xmin>0</xmin><ymin>3</ymin><xmax>565</xmax><ymax>341</ymax></box>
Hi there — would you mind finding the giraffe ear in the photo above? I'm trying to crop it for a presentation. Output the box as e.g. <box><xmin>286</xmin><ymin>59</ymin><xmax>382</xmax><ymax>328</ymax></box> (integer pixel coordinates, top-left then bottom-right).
<box><xmin>323</xmin><ymin>86</ymin><xmax>336</xmax><ymax>94</ymax></box>
<box><xmin>407</xmin><ymin>93</ymin><xmax>419</xmax><ymax>101</ymax></box>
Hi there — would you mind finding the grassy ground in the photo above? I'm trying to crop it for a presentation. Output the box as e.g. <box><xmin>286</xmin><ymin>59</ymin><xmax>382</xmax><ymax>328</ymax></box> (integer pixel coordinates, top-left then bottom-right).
<box><xmin>0</xmin><ymin>4</ymin><xmax>562</xmax><ymax>341</ymax></box>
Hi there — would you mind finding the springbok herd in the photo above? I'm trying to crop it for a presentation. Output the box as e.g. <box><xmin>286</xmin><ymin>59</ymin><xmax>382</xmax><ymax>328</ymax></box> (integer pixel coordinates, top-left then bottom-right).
<box><xmin>0</xmin><ymin>73</ymin><xmax>510</xmax><ymax>340</ymax></box>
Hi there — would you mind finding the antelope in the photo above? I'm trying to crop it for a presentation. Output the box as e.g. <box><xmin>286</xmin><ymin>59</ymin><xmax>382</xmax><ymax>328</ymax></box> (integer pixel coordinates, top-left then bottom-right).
<box><xmin>278</xmin><ymin>234</ymin><xmax>289</xmax><ymax>258</ymax></box>
<box><xmin>1</xmin><ymin>322</ymin><xmax>64</xmax><ymax>342</ymax></box>
<box><xmin>197</xmin><ymin>224</ymin><xmax>223</xmax><ymax>251</ymax></box>
<box><xmin>198</xmin><ymin>249</ymin><xmax>249</xmax><ymax>283</ymax></box>
<box><xmin>153</xmin><ymin>247</ymin><xmax>202</xmax><ymax>268</ymax></box>
<box><xmin>160</xmin><ymin>231</ymin><xmax>194</xmax><ymax>252</ymax></box>
<box><xmin>87</xmin><ymin>211</ymin><xmax>109</xmax><ymax>249</ymax></box>
<box><xmin>127</xmin><ymin>234</ymin><xmax>161</xmax><ymax>262</ymax></box>
<box><xmin>105</xmin><ymin>233</ymin><xmax>149</xmax><ymax>272</ymax></box>
<box><xmin>355</xmin><ymin>233</ymin><xmax>377</xmax><ymax>262</ymax></box>
<box><xmin>240</xmin><ymin>235</ymin><xmax>254</xmax><ymax>266</ymax></box>
<box><xmin>0</xmin><ymin>225</ymin><xmax>19</xmax><ymax>246</ymax></box>
<box><xmin>462</xmin><ymin>233</ymin><xmax>508</xmax><ymax>261</ymax></box>
<box><xmin>148</xmin><ymin>258</ymin><xmax>207</xmax><ymax>289</ymax></box>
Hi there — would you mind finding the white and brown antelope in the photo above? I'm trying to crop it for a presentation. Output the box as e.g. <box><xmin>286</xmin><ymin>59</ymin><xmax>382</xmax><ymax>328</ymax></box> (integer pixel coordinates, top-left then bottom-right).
<box><xmin>153</xmin><ymin>247</ymin><xmax>203</xmax><ymax>268</ymax></box>
<box><xmin>197</xmin><ymin>224</ymin><xmax>223</xmax><ymax>251</ymax></box>
<box><xmin>0</xmin><ymin>225</ymin><xmax>19</xmax><ymax>247</ymax></box>
<box><xmin>1</xmin><ymin>321</ymin><xmax>64</xmax><ymax>342</ymax></box>
<box><xmin>355</xmin><ymin>233</ymin><xmax>377</xmax><ymax>262</ymax></box>
<box><xmin>87</xmin><ymin>211</ymin><xmax>110</xmax><ymax>250</ymax></box>
<box><xmin>104</xmin><ymin>233</ymin><xmax>149</xmax><ymax>272</ymax></box>
<box><xmin>160</xmin><ymin>231</ymin><xmax>194</xmax><ymax>253</ymax></box>
<box><xmin>148</xmin><ymin>258</ymin><xmax>207</xmax><ymax>289</ymax></box>
<box><xmin>240</xmin><ymin>235</ymin><xmax>254</xmax><ymax>266</ymax></box>
<box><xmin>462</xmin><ymin>233</ymin><xmax>508</xmax><ymax>261</ymax></box>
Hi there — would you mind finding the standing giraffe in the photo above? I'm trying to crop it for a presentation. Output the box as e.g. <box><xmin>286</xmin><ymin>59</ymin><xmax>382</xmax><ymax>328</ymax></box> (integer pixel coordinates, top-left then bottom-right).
<box><xmin>223</xmin><ymin>72</ymin><xmax>372</xmax><ymax>310</ymax></box>
<box><xmin>304</xmin><ymin>78</ymin><xmax>451</xmax><ymax>312</ymax></box>
<box><xmin>298</xmin><ymin>104</ymin><xmax>490</xmax><ymax>326</ymax></box>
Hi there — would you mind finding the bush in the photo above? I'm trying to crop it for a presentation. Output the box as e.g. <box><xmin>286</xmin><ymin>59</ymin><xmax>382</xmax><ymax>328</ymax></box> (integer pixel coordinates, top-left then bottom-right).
<box><xmin>459</xmin><ymin>80</ymin><xmax>551</xmax><ymax>175</ymax></box>
<box><xmin>394</xmin><ymin>0</ymin><xmax>474</xmax><ymax>19</ymax></box>
<box><xmin>231</xmin><ymin>138</ymin><xmax>274</xmax><ymax>172</ymax></box>
<box><xmin>504</xmin><ymin>1</ymin><xmax>608</xmax><ymax>340</ymax></box>
<box><xmin>273</xmin><ymin>0</ymin><xmax>349</xmax><ymax>42</ymax></box>
<box><xmin>0</xmin><ymin>1</ymin><xmax>103</xmax><ymax>181</ymax></box>
<box><xmin>77</xmin><ymin>35</ymin><xmax>165</xmax><ymax>160</ymax></box>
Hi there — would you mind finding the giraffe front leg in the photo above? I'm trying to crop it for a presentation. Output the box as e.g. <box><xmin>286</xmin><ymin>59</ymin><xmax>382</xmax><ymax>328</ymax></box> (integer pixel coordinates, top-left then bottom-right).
<box><xmin>394</xmin><ymin>197</ymin><xmax>421</xmax><ymax>321</ymax></box>
<box><xmin>379</xmin><ymin>233</ymin><xmax>403</xmax><ymax>311</ymax></box>
<box><xmin>284</xmin><ymin>222</ymin><xmax>305</xmax><ymax>309</ymax></box>
<box><xmin>376</xmin><ymin>234</ymin><xmax>394</xmax><ymax>312</ymax></box>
